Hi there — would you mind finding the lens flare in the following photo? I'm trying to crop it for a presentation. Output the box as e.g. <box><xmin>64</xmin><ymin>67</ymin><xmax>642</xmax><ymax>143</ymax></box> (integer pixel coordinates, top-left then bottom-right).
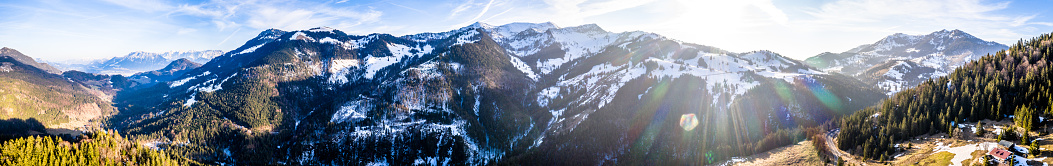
<box><xmin>800</xmin><ymin>77</ymin><xmax>843</xmax><ymax>112</ymax></box>
<box><xmin>680</xmin><ymin>113</ymin><xmax>699</xmax><ymax>131</ymax></box>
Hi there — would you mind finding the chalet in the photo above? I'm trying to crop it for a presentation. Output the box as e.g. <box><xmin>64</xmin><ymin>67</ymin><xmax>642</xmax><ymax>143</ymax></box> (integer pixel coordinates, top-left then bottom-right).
<box><xmin>999</xmin><ymin>140</ymin><xmax>1031</xmax><ymax>156</ymax></box>
<box><xmin>987</xmin><ymin>148</ymin><xmax>1013</xmax><ymax>164</ymax></box>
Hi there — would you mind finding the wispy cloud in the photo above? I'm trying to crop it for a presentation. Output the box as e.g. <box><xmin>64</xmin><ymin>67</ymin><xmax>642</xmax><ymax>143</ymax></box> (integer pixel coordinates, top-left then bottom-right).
<box><xmin>449</xmin><ymin>0</ymin><xmax>475</xmax><ymax>19</ymax></box>
<box><xmin>456</xmin><ymin>0</ymin><xmax>496</xmax><ymax>25</ymax></box>
<box><xmin>387</xmin><ymin>2</ymin><xmax>427</xmax><ymax>15</ymax></box>
<box><xmin>468</xmin><ymin>0</ymin><xmax>495</xmax><ymax>21</ymax></box>
<box><xmin>799</xmin><ymin>0</ymin><xmax>1046</xmax><ymax>41</ymax></box>
<box><xmin>805</xmin><ymin>0</ymin><xmax>1012</xmax><ymax>24</ymax></box>
<box><xmin>99</xmin><ymin>0</ymin><xmax>173</xmax><ymax>12</ymax></box>
<box><xmin>217</xmin><ymin>28</ymin><xmax>241</xmax><ymax>46</ymax></box>
<box><xmin>480</xmin><ymin>7</ymin><xmax>514</xmax><ymax>22</ymax></box>
<box><xmin>164</xmin><ymin>0</ymin><xmax>384</xmax><ymax>31</ymax></box>
<box><xmin>532</xmin><ymin>0</ymin><xmax>658</xmax><ymax>26</ymax></box>
<box><xmin>576</xmin><ymin>0</ymin><xmax>658</xmax><ymax>17</ymax></box>
<box><xmin>177</xmin><ymin>28</ymin><xmax>197</xmax><ymax>35</ymax></box>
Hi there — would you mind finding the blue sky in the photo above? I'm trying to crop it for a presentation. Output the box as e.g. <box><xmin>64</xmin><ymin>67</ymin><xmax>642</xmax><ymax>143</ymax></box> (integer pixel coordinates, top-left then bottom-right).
<box><xmin>2</xmin><ymin>0</ymin><xmax>1053</xmax><ymax>62</ymax></box>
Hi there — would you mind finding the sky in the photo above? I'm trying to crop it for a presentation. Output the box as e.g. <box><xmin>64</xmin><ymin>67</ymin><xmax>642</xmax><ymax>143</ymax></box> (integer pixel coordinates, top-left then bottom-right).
<box><xmin>2</xmin><ymin>0</ymin><xmax>1053</xmax><ymax>62</ymax></box>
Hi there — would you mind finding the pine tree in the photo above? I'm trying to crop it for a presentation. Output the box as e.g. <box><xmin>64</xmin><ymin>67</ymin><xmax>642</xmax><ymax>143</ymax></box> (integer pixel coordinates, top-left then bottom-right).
<box><xmin>1030</xmin><ymin>141</ymin><xmax>1040</xmax><ymax>157</ymax></box>
<box><xmin>975</xmin><ymin>121</ymin><xmax>984</xmax><ymax>137</ymax></box>
<box><xmin>1021</xmin><ymin>132</ymin><xmax>1030</xmax><ymax>145</ymax></box>
<box><xmin>997</xmin><ymin>129</ymin><xmax>1005</xmax><ymax>141</ymax></box>
<box><xmin>1015</xmin><ymin>105</ymin><xmax>1034</xmax><ymax>132</ymax></box>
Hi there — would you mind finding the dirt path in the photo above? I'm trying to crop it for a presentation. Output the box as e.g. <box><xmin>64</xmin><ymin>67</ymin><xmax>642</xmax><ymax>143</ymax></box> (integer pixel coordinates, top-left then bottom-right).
<box><xmin>827</xmin><ymin>129</ymin><xmax>871</xmax><ymax>166</ymax></box>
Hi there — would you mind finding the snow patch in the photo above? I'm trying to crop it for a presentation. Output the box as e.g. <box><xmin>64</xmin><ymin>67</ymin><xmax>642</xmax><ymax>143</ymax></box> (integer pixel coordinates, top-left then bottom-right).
<box><xmin>184</xmin><ymin>93</ymin><xmax>197</xmax><ymax>107</ymax></box>
<box><xmin>330</xmin><ymin>99</ymin><xmax>371</xmax><ymax>123</ymax></box>
<box><xmin>453</xmin><ymin>30</ymin><xmax>480</xmax><ymax>46</ymax></box>
<box><xmin>509</xmin><ymin>55</ymin><xmax>538</xmax><ymax>80</ymax></box>
<box><xmin>537</xmin><ymin>87</ymin><xmax>560</xmax><ymax>107</ymax></box>
<box><xmin>931</xmin><ymin>141</ymin><xmax>998</xmax><ymax>166</ymax></box>
<box><xmin>169</xmin><ymin>76</ymin><xmax>194</xmax><ymax>88</ymax></box>
<box><xmin>327</xmin><ymin>59</ymin><xmax>361</xmax><ymax>84</ymax></box>
<box><xmin>238</xmin><ymin>44</ymin><xmax>264</xmax><ymax>55</ymax></box>
<box><xmin>319</xmin><ymin>37</ymin><xmax>341</xmax><ymax>45</ymax></box>
<box><xmin>289</xmin><ymin>32</ymin><xmax>314</xmax><ymax>41</ymax></box>
<box><xmin>362</xmin><ymin>43</ymin><xmax>434</xmax><ymax>79</ymax></box>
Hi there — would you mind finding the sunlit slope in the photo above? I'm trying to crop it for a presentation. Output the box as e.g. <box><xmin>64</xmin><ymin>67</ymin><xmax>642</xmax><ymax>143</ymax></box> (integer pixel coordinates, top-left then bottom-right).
<box><xmin>505</xmin><ymin>49</ymin><xmax>884</xmax><ymax>165</ymax></box>
<box><xmin>109</xmin><ymin>23</ymin><xmax>885</xmax><ymax>165</ymax></box>
<box><xmin>0</xmin><ymin>51</ymin><xmax>114</xmax><ymax>128</ymax></box>
<box><xmin>837</xmin><ymin>33</ymin><xmax>1053</xmax><ymax>161</ymax></box>
<box><xmin>0</xmin><ymin>130</ymin><xmax>201</xmax><ymax>165</ymax></box>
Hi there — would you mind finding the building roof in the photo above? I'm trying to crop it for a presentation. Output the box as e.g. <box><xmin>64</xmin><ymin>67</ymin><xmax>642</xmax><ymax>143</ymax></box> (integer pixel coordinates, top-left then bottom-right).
<box><xmin>998</xmin><ymin>140</ymin><xmax>1015</xmax><ymax>147</ymax></box>
<box><xmin>989</xmin><ymin>148</ymin><xmax>1013</xmax><ymax>161</ymax></box>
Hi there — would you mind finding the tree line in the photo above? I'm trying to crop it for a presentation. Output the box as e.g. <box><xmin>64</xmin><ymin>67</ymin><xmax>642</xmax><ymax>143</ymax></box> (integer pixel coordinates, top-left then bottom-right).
<box><xmin>0</xmin><ymin>130</ymin><xmax>199</xmax><ymax>165</ymax></box>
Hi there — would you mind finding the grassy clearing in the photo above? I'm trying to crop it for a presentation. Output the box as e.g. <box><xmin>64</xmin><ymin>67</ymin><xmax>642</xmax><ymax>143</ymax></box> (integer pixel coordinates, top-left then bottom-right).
<box><xmin>734</xmin><ymin>140</ymin><xmax>824</xmax><ymax>166</ymax></box>
<box><xmin>914</xmin><ymin>151</ymin><xmax>953</xmax><ymax>166</ymax></box>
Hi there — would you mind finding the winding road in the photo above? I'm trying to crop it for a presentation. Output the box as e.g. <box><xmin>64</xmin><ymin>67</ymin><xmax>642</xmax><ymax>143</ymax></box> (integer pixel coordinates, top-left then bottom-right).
<box><xmin>827</xmin><ymin>129</ymin><xmax>871</xmax><ymax>166</ymax></box>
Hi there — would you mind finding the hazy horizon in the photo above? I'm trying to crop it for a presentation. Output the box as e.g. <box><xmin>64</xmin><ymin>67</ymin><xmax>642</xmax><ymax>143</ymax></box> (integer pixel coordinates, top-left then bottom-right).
<box><xmin>3</xmin><ymin>0</ymin><xmax>1053</xmax><ymax>62</ymax></box>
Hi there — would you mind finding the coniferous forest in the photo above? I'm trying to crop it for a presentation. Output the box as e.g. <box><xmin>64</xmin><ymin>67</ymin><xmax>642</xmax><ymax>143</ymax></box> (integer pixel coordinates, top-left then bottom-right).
<box><xmin>0</xmin><ymin>130</ymin><xmax>199</xmax><ymax>165</ymax></box>
<box><xmin>837</xmin><ymin>32</ymin><xmax>1053</xmax><ymax>161</ymax></box>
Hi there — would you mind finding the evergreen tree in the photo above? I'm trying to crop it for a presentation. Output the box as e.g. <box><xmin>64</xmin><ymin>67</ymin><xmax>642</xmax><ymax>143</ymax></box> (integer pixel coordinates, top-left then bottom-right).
<box><xmin>975</xmin><ymin>121</ymin><xmax>984</xmax><ymax>137</ymax></box>
<box><xmin>1030</xmin><ymin>141</ymin><xmax>1040</xmax><ymax>157</ymax></box>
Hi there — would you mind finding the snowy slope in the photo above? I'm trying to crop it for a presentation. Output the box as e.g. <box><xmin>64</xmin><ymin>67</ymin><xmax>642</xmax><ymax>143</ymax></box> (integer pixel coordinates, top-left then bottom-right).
<box><xmin>118</xmin><ymin>22</ymin><xmax>883</xmax><ymax>165</ymax></box>
<box><xmin>805</xmin><ymin>29</ymin><xmax>1007</xmax><ymax>94</ymax></box>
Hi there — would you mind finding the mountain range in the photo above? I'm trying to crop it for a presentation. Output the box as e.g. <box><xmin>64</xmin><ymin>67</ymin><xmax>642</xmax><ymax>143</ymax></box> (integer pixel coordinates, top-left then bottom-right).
<box><xmin>52</xmin><ymin>50</ymin><xmax>223</xmax><ymax>75</ymax></box>
<box><xmin>96</xmin><ymin>22</ymin><xmax>889</xmax><ymax>165</ymax></box>
<box><xmin>805</xmin><ymin>29</ymin><xmax>1008</xmax><ymax>95</ymax></box>
<box><xmin>0</xmin><ymin>22</ymin><xmax>1015</xmax><ymax>165</ymax></box>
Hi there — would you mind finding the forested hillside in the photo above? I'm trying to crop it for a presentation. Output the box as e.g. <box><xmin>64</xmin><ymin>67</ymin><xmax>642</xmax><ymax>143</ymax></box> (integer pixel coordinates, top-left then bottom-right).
<box><xmin>837</xmin><ymin>32</ymin><xmax>1053</xmax><ymax>161</ymax></box>
<box><xmin>0</xmin><ymin>53</ymin><xmax>115</xmax><ymax>127</ymax></box>
<box><xmin>0</xmin><ymin>130</ymin><xmax>199</xmax><ymax>165</ymax></box>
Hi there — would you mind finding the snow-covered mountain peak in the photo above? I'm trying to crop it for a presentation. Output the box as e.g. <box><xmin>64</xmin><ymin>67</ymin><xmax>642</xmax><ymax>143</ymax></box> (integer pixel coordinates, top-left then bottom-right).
<box><xmin>66</xmin><ymin>50</ymin><xmax>224</xmax><ymax>75</ymax></box>
<box><xmin>122</xmin><ymin>50</ymin><xmax>224</xmax><ymax>61</ymax></box>
<box><xmin>485</xmin><ymin>22</ymin><xmax>560</xmax><ymax>40</ymax></box>
<box><xmin>466</xmin><ymin>22</ymin><xmax>494</xmax><ymax>29</ymax></box>
<box><xmin>930</xmin><ymin>29</ymin><xmax>972</xmax><ymax>39</ymax></box>
<box><xmin>740</xmin><ymin>50</ymin><xmax>793</xmax><ymax>63</ymax></box>
<box><xmin>257</xmin><ymin>28</ymin><xmax>288</xmax><ymax>40</ymax></box>
<box><xmin>308</xmin><ymin>26</ymin><xmax>337</xmax><ymax>33</ymax></box>
<box><xmin>560</xmin><ymin>23</ymin><xmax>606</xmax><ymax>33</ymax></box>
<box><xmin>805</xmin><ymin>29</ymin><xmax>1007</xmax><ymax>94</ymax></box>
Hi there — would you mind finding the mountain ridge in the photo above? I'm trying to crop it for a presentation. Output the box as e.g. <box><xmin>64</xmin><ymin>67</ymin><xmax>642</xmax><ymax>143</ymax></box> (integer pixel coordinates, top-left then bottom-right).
<box><xmin>0</xmin><ymin>48</ymin><xmax>115</xmax><ymax>129</ymax></box>
<box><xmin>97</xmin><ymin>22</ymin><xmax>888</xmax><ymax>165</ymax></box>
<box><xmin>52</xmin><ymin>50</ymin><xmax>224</xmax><ymax>75</ymax></box>
<box><xmin>126</xmin><ymin>58</ymin><xmax>203</xmax><ymax>86</ymax></box>
<box><xmin>0</xmin><ymin>47</ymin><xmax>63</xmax><ymax>74</ymax></box>
<box><xmin>805</xmin><ymin>29</ymin><xmax>1008</xmax><ymax>95</ymax></box>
